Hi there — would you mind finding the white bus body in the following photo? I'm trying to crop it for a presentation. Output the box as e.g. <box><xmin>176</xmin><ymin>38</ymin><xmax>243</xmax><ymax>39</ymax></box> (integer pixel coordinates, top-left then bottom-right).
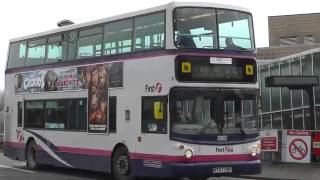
<box><xmin>4</xmin><ymin>2</ymin><xmax>261</xmax><ymax>179</ymax></box>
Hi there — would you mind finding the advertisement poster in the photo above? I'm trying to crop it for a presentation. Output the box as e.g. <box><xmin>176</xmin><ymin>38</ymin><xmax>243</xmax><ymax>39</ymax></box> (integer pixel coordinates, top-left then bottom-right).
<box><xmin>78</xmin><ymin>64</ymin><xmax>109</xmax><ymax>133</ymax></box>
<box><xmin>15</xmin><ymin>62</ymin><xmax>123</xmax><ymax>94</ymax></box>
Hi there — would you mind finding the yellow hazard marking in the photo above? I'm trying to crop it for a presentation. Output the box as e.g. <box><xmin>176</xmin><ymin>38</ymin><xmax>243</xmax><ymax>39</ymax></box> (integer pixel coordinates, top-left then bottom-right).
<box><xmin>246</xmin><ymin>65</ymin><xmax>254</xmax><ymax>75</ymax></box>
<box><xmin>181</xmin><ymin>62</ymin><xmax>192</xmax><ymax>73</ymax></box>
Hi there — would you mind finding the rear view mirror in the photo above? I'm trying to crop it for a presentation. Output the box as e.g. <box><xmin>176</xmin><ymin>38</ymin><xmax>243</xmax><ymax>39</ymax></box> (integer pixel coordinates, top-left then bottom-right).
<box><xmin>153</xmin><ymin>102</ymin><xmax>164</xmax><ymax>121</ymax></box>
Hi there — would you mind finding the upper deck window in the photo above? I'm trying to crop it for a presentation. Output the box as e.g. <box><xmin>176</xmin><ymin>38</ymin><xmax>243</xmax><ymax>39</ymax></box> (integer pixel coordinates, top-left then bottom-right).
<box><xmin>46</xmin><ymin>35</ymin><xmax>63</xmax><ymax>64</ymax></box>
<box><xmin>7</xmin><ymin>42</ymin><xmax>26</xmax><ymax>68</ymax></box>
<box><xmin>217</xmin><ymin>9</ymin><xmax>254</xmax><ymax>50</ymax></box>
<box><xmin>104</xmin><ymin>19</ymin><xmax>133</xmax><ymax>55</ymax></box>
<box><xmin>26</xmin><ymin>39</ymin><xmax>46</xmax><ymax>66</ymax></box>
<box><xmin>173</xmin><ymin>7</ymin><xmax>254</xmax><ymax>51</ymax></box>
<box><xmin>174</xmin><ymin>8</ymin><xmax>217</xmax><ymax>49</ymax></box>
<box><xmin>134</xmin><ymin>12</ymin><xmax>165</xmax><ymax>51</ymax></box>
<box><xmin>77</xmin><ymin>27</ymin><xmax>103</xmax><ymax>58</ymax></box>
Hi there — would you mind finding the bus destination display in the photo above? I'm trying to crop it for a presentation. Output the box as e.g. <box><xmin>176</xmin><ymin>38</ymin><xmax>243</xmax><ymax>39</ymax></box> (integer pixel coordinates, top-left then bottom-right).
<box><xmin>176</xmin><ymin>56</ymin><xmax>256</xmax><ymax>83</ymax></box>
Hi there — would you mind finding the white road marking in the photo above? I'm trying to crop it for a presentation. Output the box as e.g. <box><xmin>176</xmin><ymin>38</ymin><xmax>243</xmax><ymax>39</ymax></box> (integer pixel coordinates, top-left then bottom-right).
<box><xmin>0</xmin><ymin>164</ymin><xmax>34</xmax><ymax>173</ymax></box>
<box><xmin>13</xmin><ymin>162</ymin><xmax>26</xmax><ymax>166</ymax></box>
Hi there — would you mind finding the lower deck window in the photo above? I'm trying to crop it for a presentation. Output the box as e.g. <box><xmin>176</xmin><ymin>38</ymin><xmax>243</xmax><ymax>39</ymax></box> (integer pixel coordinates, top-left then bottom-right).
<box><xmin>24</xmin><ymin>99</ymin><xmax>87</xmax><ymax>130</ymax></box>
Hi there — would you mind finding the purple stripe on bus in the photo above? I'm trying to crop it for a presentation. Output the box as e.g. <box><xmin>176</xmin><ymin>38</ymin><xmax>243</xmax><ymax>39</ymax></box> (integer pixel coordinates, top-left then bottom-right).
<box><xmin>5</xmin><ymin>49</ymin><xmax>255</xmax><ymax>74</ymax></box>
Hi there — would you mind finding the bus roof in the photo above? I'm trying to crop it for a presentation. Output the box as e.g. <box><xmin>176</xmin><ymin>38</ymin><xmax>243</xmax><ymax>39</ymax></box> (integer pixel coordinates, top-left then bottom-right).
<box><xmin>9</xmin><ymin>1</ymin><xmax>251</xmax><ymax>43</ymax></box>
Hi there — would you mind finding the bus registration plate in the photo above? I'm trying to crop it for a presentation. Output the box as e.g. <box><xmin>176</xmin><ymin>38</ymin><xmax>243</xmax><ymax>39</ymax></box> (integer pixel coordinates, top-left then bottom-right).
<box><xmin>212</xmin><ymin>167</ymin><xmax>232</xmax><ymax>173</ymax></box>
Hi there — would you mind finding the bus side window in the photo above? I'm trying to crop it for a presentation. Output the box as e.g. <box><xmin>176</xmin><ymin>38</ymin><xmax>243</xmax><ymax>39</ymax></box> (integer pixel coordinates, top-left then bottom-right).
<box><xmin>7</xmin><ymin>42</ymin><xmax>26</xmax><ymax>68</ymax></box>
<box><xmin>17</xmin><ymin>102</ymin><xmax>23</xmax><ymax>127</ymax></box>
<box><xmin>133</xmin><ymin>12</ymin><xmax>165</xmax><ymax>51</ymax></box>
<box><xmin>109</xmin><ymin>96</ymin><xmax>117</xmax><ymax>133</ymax></box>
<box><xmin>141</xmin><ymin>96</ymin><xmax>167</xmax><ymax>134</ymax></box>
<box><xmin>77</xmin><ymin>27</ymin><xmax>103</xmax><ymax>59</ymax></box>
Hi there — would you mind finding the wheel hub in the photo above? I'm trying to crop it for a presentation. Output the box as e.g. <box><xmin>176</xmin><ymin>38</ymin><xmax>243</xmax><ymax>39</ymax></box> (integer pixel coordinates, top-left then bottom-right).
<box><xmin>116</xmin><ymin>155</ymin><xmax>129</xmax><ymax>175</ymax></box>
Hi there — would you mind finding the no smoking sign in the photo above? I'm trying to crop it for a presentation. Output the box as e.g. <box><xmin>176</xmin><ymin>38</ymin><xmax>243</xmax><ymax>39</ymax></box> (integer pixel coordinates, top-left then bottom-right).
<box><xmin>289</xmin><ymin>139</ymin><xmax>308</xmax><ymax>160</ymax></box>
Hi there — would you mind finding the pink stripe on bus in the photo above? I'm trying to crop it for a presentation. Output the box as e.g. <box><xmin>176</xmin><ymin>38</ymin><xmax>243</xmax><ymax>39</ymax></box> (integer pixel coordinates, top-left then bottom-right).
<box><xmin>56</xmin><ymin>146</ymin><xmax>112</xmax><ymax>156</ymax></box>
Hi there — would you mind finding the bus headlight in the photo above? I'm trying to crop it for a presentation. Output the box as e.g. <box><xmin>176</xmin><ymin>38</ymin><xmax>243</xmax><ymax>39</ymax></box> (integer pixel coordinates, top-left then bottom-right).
<box><xmin>251</xmin><ymin>147</ymin><xmax>258</xmax><ymax>157</ymax></box>
<box><xmin>184</xmin><ymin>149</ymin><xmax>193</xmax><ymax>159</ymax></box>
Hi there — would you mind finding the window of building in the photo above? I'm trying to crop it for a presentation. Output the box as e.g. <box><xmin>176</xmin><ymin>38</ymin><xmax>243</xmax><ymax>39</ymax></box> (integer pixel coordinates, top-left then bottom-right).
<box><xmin>134</xmin><ymin>12</ymin><xmax>165</xmax><ymax>51</ymax></box>
<box><xmin>280</xmin><ymin>62</ymin><xmax>291</xmax><ymax>109</ymax></box>
<box><xmin>270</xmin><ymin>64</ymin><xmax>281</xmax><ymax>111</ymax></box>
<box><xmin>316</xmin><ymin>106</ymin><xmax>320</xmax><ymax>129</ymax></box>
<box><xmin>24</xmin><ymin>99</ymin><xmax>87</xmax><ymax>130</ymax></box>
<box><xmin>282</xmin><ymin>110</ymin><xmax>292</xmax><ymax>129</ymax></box>
<box><xmin>271</xmin><ymin>113</ymin><xmax>281</xmax><ymax>129</ymax></box>
<box><xmin>314</xmin><ymin>53</ymin><xmax>320</xmax><ymax>104</ymax></box>
<box><xmin>77</xmin><ymin>27</ymin><xmax>103</xmax><ymax>58</ymax></box>
<box><xmin>302</xmin><ymin>54</ymin><xmax>313</xmax><ymax>106</ymax></box>
<box><xmin>262</xmin><ymin>114</ymin><xmax>271</xmax><ymax>129</ymax></box>
<box><xmin>18</xmin><ymin>102</ymin><xmax>23</xmax><ymax>127</ymax></box>
<box><xmin>291</xmin><ymin>58</ymin><xmax>302</xmax><ymax>108</ymax></box>
<box><xmin>7</xmin><ymin>42</ymin><xmax>26</xmax><ymax>68</ymax></box>
<box><xmin>26</xmin><ymin>39</ymin><xmax>46</xmax><ymax>66</ymax></box>
<box><xmin>304</xmin><ymin>35</ymin><xmax>314</xmax><ymax>45</ymax></box>
<box><xmin>104</xmin><ymin>19</ymin><xmax>133</xmax><ymax>55</ymax></box>
<box><xmin>279</xmin><ymin>36</ymin><xmax>298</xmax><ymax>47</ymax></box>
<box><xmin>303</xmin><ymin>108</ymin><xmax>312</xmax><ymax>130</ymax></box>
<box><xmin>109</xmin><ymin>96</ymin><xmax>117</xmax><ymax>133</ymax></box>
<box><xmin>293</xmin><ymin>109</ymin><xmax>303</xmax><ymax>130</ymax></box>
<box><xmin>260</xmin><ymin>66</ymin><xmax>270</xmax><ymax>112</ymax></box>
<box><xmin>142</xmin><ymin>96</ymin><xmax>167</xmax><ymax>134</ymax></box>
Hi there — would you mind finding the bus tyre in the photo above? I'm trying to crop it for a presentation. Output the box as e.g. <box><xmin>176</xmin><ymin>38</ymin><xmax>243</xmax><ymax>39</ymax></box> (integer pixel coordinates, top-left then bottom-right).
<box><xmin>26</xmin><ymin>141</ymin><xmax>39</xmax><ymax>169</ymax></box>
<box><xmin>112</xmin><ymin>147</ymin><xmax>134</xmax><ymax>180</ymax></box>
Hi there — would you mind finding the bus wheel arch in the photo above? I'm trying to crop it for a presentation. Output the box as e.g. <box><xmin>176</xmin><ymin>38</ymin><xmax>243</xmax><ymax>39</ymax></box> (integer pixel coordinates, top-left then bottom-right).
<box><xmin>25</xmin><ymin>137</ymin><xmax>39</xmax><ymax>169</ymax></box>
<box><xmin>111</xmin><ymin>143</ymin><xmax>134</xmax><ymax>180</ymax></box>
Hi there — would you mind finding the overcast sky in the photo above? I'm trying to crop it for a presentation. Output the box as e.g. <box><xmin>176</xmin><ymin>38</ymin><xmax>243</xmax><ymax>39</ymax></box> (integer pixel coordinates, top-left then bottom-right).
<box><xmin>0</xmin><ymin>0</ymin><xmax>319</xmax><ymax>90</ymax></box>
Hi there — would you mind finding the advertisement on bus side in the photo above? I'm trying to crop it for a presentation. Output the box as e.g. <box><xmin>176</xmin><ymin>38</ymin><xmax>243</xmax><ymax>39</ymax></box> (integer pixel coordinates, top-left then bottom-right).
<box><xmin>78</xmin><ymin>64</ymin><xmax>108</xmax><ymax>133</ymax></box>
<box><xmin>14</xmin><ymin>62</ymin><xmax>123</xmax><ymax>94</ymax></box>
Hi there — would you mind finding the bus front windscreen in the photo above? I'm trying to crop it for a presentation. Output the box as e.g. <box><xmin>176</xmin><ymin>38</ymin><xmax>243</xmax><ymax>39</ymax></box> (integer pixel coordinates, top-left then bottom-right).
<box><xmin>173</xmin><ymin>7</ymin><xmax>254</xmax><ymax>51</ymax></box>
<box><xmin>170</xmin><ymin>88</ymin><xmax>258</xmax><ymax>143</ymax></box>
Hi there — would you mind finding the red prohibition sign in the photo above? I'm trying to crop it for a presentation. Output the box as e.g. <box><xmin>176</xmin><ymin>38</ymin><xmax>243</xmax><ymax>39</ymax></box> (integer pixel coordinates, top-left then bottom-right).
<box><xmin>289</xmin><ymin>139</ymin><xmax>308</xmax><ymax>160</ymax></box>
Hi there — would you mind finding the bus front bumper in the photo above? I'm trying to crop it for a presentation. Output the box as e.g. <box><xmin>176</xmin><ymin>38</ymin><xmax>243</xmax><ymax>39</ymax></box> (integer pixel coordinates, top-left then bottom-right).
<box><xmin>132</xmin><ymin>160</ymin><xmax>261</xmax><ymax>178</ymax></box>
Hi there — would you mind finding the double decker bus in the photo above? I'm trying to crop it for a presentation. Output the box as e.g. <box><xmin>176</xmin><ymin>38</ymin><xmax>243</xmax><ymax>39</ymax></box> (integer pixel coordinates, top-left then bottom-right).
<box><xmin>4</xmin><ymin>2</ymin><xmax>260</xmax><ymax>179</ymax></box>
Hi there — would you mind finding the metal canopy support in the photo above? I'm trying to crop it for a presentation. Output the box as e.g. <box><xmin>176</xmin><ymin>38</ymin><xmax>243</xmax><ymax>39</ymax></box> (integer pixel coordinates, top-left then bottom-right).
<box><xmin>265</xmin><ymin>76</ymin><xmax>320</xmax><ymax>130</ymax></box>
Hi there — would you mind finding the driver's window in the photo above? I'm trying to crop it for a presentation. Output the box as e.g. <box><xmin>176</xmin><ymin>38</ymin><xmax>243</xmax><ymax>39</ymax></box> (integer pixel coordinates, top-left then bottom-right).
<box><xmin>141</xmin><ymin>96</ymin><xmax>167</xmax><ymax>134</ymax></box>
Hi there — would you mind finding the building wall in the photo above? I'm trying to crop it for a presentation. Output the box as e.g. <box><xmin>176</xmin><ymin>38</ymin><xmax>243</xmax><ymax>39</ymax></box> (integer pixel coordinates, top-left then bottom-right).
<box><xmin>258</xmin><ymin>48</ymin><xmax>320</xmax><ymax>131</ymax></box>
<box><xmin>269</xmin><ymin>13</ymin><xmax>320</xmax><ymax>47</ymax></box>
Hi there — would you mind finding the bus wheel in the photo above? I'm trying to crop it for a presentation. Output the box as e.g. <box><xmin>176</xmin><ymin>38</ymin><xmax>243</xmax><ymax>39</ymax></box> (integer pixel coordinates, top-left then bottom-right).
<box><xmin>26</xmin><ymin>141</ymin><xmax>39</xmax><ymax>169</ymax></box>
<box><xmin>112</xmin><ymin>147</ymin><xmax>134</xmax><ymax>180</ymax></box>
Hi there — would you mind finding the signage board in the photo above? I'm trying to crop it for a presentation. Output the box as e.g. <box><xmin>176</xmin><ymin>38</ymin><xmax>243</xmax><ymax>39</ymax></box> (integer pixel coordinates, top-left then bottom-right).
<box><xmin>281</xmin><ymin>130</ymin><xmax>311</xmax><ymax>163</ymax></box>
<box><xmin>260</xmin><ymin>130</ymin><xmax>278</xmax><ymax>151</ymax></box>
